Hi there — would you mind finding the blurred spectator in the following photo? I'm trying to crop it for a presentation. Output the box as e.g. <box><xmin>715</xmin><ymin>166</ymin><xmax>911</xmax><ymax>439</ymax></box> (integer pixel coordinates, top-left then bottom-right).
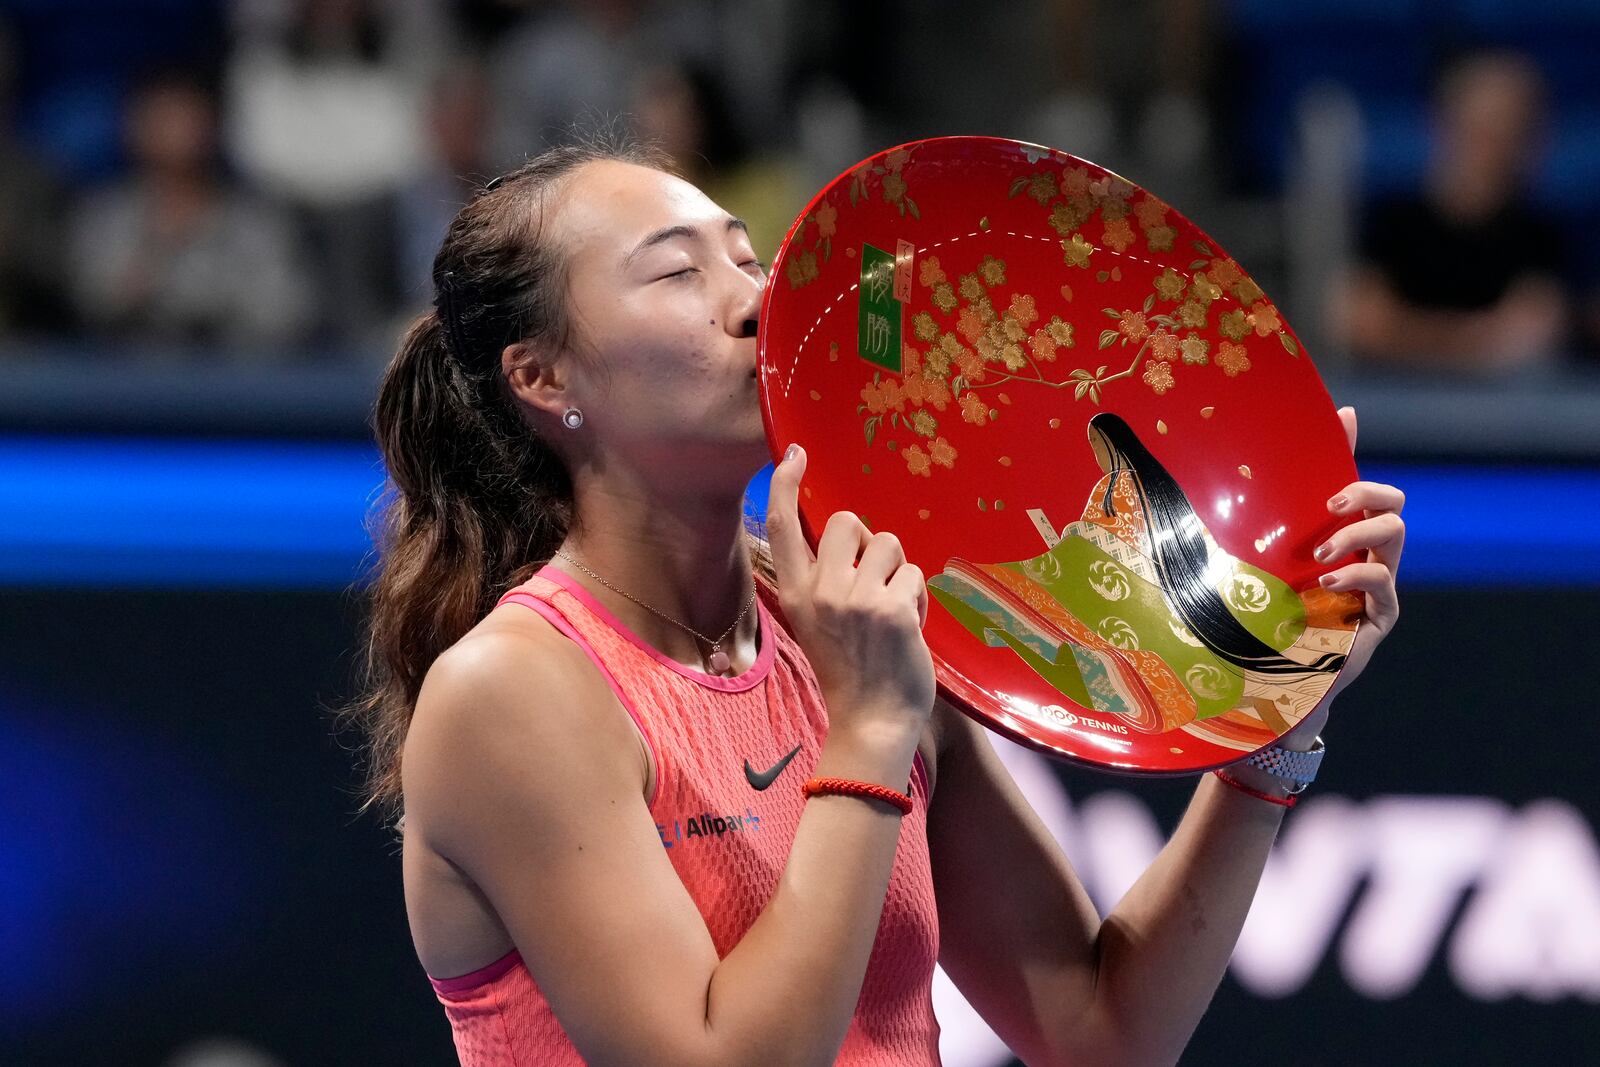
<box><xmin>488</xmin><ymin>0</ymin><xmax>717</xmax><ymax>165</ymax></box>
<box><xmin>224</xmin><ymin>0</ymin><xmax>450</xmax><ymax>345</ymax></box>
<box><xmin>1334</xmin><ymin>51</ymin><xmax>1568</xmax><ymax>375</ymax></box>
<box><xmin>0</xmin><ymin>20</ymin><xmax>70</xmax><ymax>337</ymax></box>
<box><xmin>1027</xmin><ymin>0</ymin><xmax>1217</xmax><ymax>196</ymax></box>
<box><xmin>629</xmin><ymin>62</ymin><xmax>808</xmax><ymax>264</ymax></box>
<box><xmin>67</xmin><ymin>70</ymin><xmax>313</xmax><ymax>350</ymax></box>
<box><xmin>396</xmin><ymin>63</ymin><xmax>496</xmax><ymax>306</ymax></box>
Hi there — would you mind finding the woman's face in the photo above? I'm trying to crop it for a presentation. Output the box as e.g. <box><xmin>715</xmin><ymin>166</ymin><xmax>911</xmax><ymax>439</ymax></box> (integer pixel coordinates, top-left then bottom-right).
<box><xmin>1087</xmin><ymin>423</ymin><xmax>1114</xmax><ymax>473</ymax></box>
<box><xmin>541</xmin><ymin>159</ymin><xmax>772</xmax><ymax>487</ymax></box>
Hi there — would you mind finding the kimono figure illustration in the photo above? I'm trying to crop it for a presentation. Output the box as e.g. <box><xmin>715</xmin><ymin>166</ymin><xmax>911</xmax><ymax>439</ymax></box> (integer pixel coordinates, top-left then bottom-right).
<box><xmin>927</xmin><ymin>412</ymin><xmax>1361</xmax><ymax>751</ymax></box>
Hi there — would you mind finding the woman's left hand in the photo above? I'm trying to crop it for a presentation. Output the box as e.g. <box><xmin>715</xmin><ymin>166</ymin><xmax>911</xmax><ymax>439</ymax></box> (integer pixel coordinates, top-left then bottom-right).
<box><xmin>1281</xmin><ymin>405</ymin><xmax>1404</xmax><ymax>747</ymax></box>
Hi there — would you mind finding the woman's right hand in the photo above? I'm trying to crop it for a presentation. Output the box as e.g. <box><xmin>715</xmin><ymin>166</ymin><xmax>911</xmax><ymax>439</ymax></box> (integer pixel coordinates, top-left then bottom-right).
<box><xmin>765</xmin><ymin>444</ymin><xmax>936</xmax><ymax>745</ymax></box>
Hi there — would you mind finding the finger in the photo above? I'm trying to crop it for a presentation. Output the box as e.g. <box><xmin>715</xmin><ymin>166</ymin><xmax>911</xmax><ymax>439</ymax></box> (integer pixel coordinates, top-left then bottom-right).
<box><xmin>1328</xmin><ymin>480</ymin><xmax>1405</xmax><ymax>517</ymax></box>
<box><xmin>853</xmin><ymin>531</ymin><xmax>907</xmax><ymax>590</ymax></box>
<box><xmin>887</xmin><ymin>561</ymin><xmax>928</xmax><ymax>625</ymax></box>
<box><xmin>1314</xmin><ymin>513</ymin><xmax>1406</xmax><ymax>575</ymax></box>
<box><xmin>764</xmin><ymin>444</ymin><xmax>816</xmax><ymax>582</ymax></box>
<box><xmin>815</xmin><ymin>510</ymin><xmax>873</xmax><ymax>599</ymax></box>
<box><xmin>1318</xmin><ymin>561</ymin><xmax>1398</xmax><ymax>622</ymax></box>
<box><xmin>1338</xmin><ymin>405</ymin><xmax>1357</xmax><ymax>454</ymax></box>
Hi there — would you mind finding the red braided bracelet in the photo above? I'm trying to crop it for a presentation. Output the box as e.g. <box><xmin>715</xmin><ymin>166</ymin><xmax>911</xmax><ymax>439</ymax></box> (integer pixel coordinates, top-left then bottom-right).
<box><xmin>802</xmin><ymin>776</ymin><xmax>914</xmax><ymax>816</ymax></box>
<box><xmin>1213</xmin><ymin>769</ymin><xmax>1298</xmax><ymax>809</ymax></box>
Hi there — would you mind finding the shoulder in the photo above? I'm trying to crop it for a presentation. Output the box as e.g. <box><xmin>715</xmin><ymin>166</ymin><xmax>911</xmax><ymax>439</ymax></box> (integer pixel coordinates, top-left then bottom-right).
<box><xmin>401</xmin><ymin>603</ymin><xmax>643</xmax><ymax>855</ymax></box>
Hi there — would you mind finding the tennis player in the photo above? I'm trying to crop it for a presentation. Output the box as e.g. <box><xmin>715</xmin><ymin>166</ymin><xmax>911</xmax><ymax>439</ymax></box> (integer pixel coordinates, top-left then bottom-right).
<box><xmin>346</xmin><ymin>139</ymin><xmax>1405</xmax><ymax>1066</ymax></box>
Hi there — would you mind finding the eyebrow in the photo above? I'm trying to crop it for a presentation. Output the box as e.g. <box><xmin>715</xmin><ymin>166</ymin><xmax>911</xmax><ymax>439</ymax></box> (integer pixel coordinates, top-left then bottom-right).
<box><xmin>623</xmin><ymin>217</ymin><xmax>750</xmax><ymax>269</ymax></box>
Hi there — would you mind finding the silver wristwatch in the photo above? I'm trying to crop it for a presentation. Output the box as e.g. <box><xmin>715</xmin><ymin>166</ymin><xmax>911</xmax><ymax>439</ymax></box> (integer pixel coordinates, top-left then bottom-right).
<box><xmin>1242</xmin><ymin>735</ymin><xmax>1326</xmax><ymax>795</ymax></box>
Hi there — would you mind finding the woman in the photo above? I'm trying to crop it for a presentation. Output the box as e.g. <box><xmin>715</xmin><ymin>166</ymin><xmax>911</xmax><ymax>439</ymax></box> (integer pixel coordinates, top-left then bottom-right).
<box><xmin>345</xmin><ymin>138</ymin><xmax>1406</xmax><ymax>1066</ymax></box>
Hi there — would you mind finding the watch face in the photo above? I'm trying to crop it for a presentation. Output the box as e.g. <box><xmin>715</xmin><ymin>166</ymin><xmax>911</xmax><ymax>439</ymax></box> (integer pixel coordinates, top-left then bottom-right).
<box><xmin>758</xmin><ymin>136</ymin><xmax>1363</xmax><ymax>776</ymax></box>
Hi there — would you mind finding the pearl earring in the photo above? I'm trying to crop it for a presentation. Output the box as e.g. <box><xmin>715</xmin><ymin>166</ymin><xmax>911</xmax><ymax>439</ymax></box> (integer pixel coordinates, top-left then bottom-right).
<box><xmin>562</xmin><ymin>407</ymin><xmax>584</xmax><ymax>429</ymax></box>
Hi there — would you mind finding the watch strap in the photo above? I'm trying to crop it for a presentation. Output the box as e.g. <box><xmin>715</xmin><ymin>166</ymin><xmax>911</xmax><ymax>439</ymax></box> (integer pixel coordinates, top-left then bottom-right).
<box><xmin>1243</xmin><ymin>736</ymin><xmax>1325</xmax><ymax>794</ymax></box>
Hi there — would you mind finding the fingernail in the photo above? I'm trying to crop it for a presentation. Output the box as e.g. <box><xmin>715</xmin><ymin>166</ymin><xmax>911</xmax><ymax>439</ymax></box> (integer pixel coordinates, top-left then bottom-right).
<box><xmin>1314</xmin><ymin>542</ymin><xmax>1332</xmax><ymax>561</ymax></box>
<box><xmin>1319</xmin><ymin>573</ymin><xmax>1337</xmax><ymax>587</ymax></box>
<box><xmin>1329</xmin><ymin>494</ymin><xmax>1348</xmax><ymax>511</ymax></box>
<box><xmin>784</xmin><ymin>443</ymin><xmax>798</xmax><ymax>463</ymax></box>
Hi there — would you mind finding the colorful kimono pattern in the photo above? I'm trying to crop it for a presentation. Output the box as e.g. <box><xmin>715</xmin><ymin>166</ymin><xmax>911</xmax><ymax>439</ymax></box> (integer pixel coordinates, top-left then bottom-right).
<box><xmin>928</xmin><ymin>469</ymin><xmax>1359</xmax><ymax>748</ymax></box>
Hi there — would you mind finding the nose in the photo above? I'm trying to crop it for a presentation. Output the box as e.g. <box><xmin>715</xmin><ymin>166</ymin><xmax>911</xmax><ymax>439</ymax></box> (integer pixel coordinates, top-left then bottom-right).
<box><xmin>726</xmin><ymin>265</ymin><xmax>764</xmax><ymax>339</ymax></box>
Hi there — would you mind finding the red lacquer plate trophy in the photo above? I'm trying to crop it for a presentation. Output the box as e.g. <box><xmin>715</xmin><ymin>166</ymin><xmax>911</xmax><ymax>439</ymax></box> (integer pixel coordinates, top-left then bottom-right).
<box><xmin>757</xmin><ymin>135</ymin><xmax>1363</xmax><ymax>775</ymax></box>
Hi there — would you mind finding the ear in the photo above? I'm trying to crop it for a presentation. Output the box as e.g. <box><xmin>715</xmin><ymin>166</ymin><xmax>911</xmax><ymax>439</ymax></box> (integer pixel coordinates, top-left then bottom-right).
<box><xmin>502</xmin><ymin>340</ymin><xmax>569</xmax><ymax>423</ymax></box>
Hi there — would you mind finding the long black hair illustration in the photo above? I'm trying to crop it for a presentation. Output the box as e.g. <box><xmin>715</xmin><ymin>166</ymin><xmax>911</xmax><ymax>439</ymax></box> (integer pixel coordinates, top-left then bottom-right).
<box><xmin>1085</xmin><ymin>412</ymin><xmax>1345</xmax><ymax>677</ymax></box>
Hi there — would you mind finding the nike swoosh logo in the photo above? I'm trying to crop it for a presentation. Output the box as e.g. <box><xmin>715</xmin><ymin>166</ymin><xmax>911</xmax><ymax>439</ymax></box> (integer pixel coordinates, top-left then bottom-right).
<box><xmin>744</xmin><ymin>744</ymin><xmax>803</xmax><ymax>791</ymax></box>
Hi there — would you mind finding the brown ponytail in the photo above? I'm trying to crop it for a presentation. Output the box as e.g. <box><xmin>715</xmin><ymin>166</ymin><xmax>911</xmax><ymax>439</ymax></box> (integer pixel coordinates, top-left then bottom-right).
<box><xmin>337</xmin><ymin>136</ymin><xmax>775</xmax><ymax>828</ymax></box>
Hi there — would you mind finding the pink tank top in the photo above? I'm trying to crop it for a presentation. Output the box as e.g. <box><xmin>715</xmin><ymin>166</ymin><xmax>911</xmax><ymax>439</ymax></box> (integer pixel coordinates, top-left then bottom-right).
<box><xmin>424</xmin><ymin>564</ymin><xmax>943</xmax><ymax>1066</ymax></box>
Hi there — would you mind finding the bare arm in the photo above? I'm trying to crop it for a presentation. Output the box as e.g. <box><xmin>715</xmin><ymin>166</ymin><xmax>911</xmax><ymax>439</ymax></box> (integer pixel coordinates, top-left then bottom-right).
<box><xmin>927</xmin><ymin>698</ymin><xmax>1292</xmax><ymax>1067</ymax></box>
<box><xmin>403</xmin><ymin>629</ymin><xmax>920</xmax><ymax>1067</ymax></box>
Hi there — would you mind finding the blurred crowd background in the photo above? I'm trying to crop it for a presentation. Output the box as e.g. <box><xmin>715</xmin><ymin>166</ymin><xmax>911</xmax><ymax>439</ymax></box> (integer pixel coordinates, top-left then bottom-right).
<box><xmin>5</xmin><ymin>3</ymin><xmax>1600</xmax><ymax>1067</ymax></box>
<box><xmin>0</xmin><ymin>0</ymin><xmax>1596</xmax><ymax>379</ymax></box>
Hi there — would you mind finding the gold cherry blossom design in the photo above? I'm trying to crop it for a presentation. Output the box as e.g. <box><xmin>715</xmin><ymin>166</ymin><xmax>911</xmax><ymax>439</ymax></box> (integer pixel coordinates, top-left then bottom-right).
<box><xmin>785</xmin><ymin>249</ymin><xmax>819</xmax><ymax>289</ymax></box>
<box><xmin>952</xmin><ymin>347</ymin><xmax>985</xmax><ymax>382</ymax></box>
<box><xmin>1233</xmin><ymin>277</ymin><xmax>1264</xmax><ymax>305</ymax></box>
<box><xmin>901</xmin><ymin>372</ymin><xmax>928</xmax><ymax>407</ymax></box>
<box><xmin>1216</xmin><ymin>341</ymin><xmax>1252</xmax><ymax>376</ymax></box>
<box><xmin>1218</xmin><ymin>309</ymin><xmax>1250</xmax><ymax>341</ymax></box>
<box><xmin>1188</xmin><ymin>272</ymin><xmax>1223</xmax><ymax>304</ymax></box>
<box><xmin>910</xmin><ymin>409</ymin><xmax>938</xmax><ymax>437</ymax></box>
<box><xmin>1117</xmin><ymin>309</ymin><xmax>1151</xmax><ymax>343</ymax></box>
<box><xmin>1180</xmin><ymin>335</ymin><xmax>1210</xmax><ymax>364</ymax></box>
<box><xmin>885</xmin><ymin>148</ymin><xmax>911</xmax><ymax>172</ymax></box>
<box><xmin>932</xmin><ymin>282</ymin><xmax>958</xmax><ymax>313</ymax></box>
<box><xmin>1134</xmin><ymin>196</ymin><xmax>1169</xmax><ymax>228</ymax></box>
<box><xmin>1061</xmin><ymin>166</ymin><xmax>1092</xmax><ymax>196</ymax></box>
<box><xmin>930</xmin><ymin>436</ymin><xmax>957</xmax><ymax>468</ymax></box>
<box><xmin>1143</xmin><ymin>360</ymin><xmax>1176</xmax><ymax>394</ymax></box>
<box><xmin>1145</xmin><ymin>226</ymin><xmax>1176</xmax><ymax>251</ymax></box>
<box><xmin>912</xmin><ymin>311</ymin><xmax>938</xmax><ymax>342</ymax></box>
<box><xmin>956</xmin><ymin>305</ymin><xmax>983</xmax><ymax>343</ymax></box>
<box><xmin>1049</xmin><ymin>201</ymin><xmax>1085</xmax><ymax>236</ymax></box>
<box><xmin>903</xmin><ymin>443</ymin><xmax>932</xmax><ymax>477</ymax></box>
<box><xmin>1008</xmin><ymin>293</ymin><xmax>1038</xmax><ymax>326</ymax></box>
<box><xmin>882</xmin><ymin>171</ymin><xmax>908</xmax><ymax>204</ymax></box>
<box><xmin>1248</xmin><ymin>301</ymin><xmax>1281</xmax><ymax>337</ymax></box>
<box><xmin>958</xmin><ymin>272</ymin><xmax>985</xmax><ymax>303</ymax></box>
<box><xmin>1149</xmin><ymin>329</ymin><xmax>1179</xmax><ymax>362</ymax></box>
<box><xmin>814</xmin><ymin>201</ymin><xmax>838</xmax><ymax>239</ymax></box>
<box><xmin>1177</xmin><ymin>301</ymin><xmax>1207</xmax><ymax>328</ymax></box>
<box><xmin>1027</xmin><ymin>172</ymin><xmax>1058</xmax><ymax>204</ymax></box>
<box><xmin>979</xmin><ymin>256</ymin><xmax>1007</xmax><ymax>286</ymax></box>
<box><xmin>1154</xmin><ymin>268</ymin><xmax>1186</xmax><ymax>302</ymax></box>
<box><xmin>1102</xmin><ymin>216</ymin><xmax>1136</xmax><ymax>252</ymax></box>
<box><xmin>960</xmin><ymin>392</ymin><xmax>989</xmax><ymax>425</ymax></box>
<box><xmin>1062</xmin><ymin>233</ymin><xmax>1094</xmax><ymax>268</ymax></box>
<box><xmin>1209</xmin><ymin>258</ymin><xmax>1242</xmax><ymax>288</ymax></box>
<box><xmin>918</xmin><ymin>256</ymin><xmax>946</xmax><ymax>288</ymax></box>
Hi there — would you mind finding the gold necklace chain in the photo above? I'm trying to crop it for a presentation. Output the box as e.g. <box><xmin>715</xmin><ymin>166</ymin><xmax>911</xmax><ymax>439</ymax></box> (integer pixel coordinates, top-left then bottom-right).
<box><xmin>552</xmin><ymin>548</ymin><xmax>756</xmax><ymax>672</ymax></box>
